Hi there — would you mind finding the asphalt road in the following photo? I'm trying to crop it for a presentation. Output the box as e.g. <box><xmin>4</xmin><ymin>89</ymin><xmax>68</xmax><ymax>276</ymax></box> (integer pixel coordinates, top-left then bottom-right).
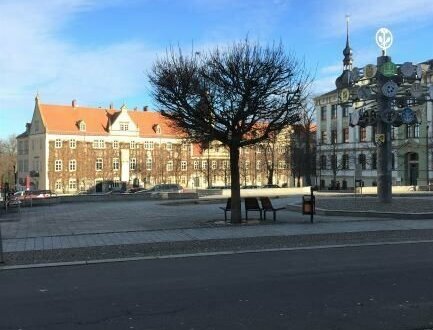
<box><xmin>1</xmin><ymin>242</ymin><xmax>433</xmax><ymax>330</ymax></box>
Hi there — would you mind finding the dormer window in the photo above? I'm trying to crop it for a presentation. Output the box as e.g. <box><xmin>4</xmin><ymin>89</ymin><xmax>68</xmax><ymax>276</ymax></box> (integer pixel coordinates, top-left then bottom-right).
<box><xmin>120</xmin><ymin>122</ymin><xmax>129</xmax><ymax>131</ymax></box>
<box><xmin>153</xmin><ymin>124</ymin><xmax>161</xmax><ymax>134</ymax></box>
<box><xmin>78</xmin><ymin>120</ymin><xmax>86</xmax><ymax>132</ymax></box>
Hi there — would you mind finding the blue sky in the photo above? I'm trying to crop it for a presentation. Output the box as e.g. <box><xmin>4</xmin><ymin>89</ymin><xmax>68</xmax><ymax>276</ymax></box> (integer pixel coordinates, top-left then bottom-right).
<box><xmin>0</xmin><ymin>0</ymin><xmax>432</xmax><ymax>138</ymax></box>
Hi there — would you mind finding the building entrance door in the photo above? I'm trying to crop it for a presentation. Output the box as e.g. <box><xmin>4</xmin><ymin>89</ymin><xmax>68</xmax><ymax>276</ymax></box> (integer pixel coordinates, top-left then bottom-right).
<box><xmin>406</xmin><ymin>152</ymin><xmax>419</xmax><ymax>186</ymax></box>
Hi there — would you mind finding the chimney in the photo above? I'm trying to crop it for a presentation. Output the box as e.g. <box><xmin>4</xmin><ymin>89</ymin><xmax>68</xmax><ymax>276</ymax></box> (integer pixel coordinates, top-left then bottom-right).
<box><xmin>143</xmin><ymin>106</ymin><xmax>148</xmax><ymax>111</ymax></box>
<box><xmin>109</xmin><ymin>102</ymin><xmax>114</xmax><ymax>110</ymax></box>
<box><xmin>72</xmin><ymin>99</ymin><xmax>77</xmax><ymax>108</ymax></box>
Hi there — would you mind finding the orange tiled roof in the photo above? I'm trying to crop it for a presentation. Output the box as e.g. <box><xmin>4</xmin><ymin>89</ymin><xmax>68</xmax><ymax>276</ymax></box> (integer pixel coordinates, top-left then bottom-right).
<box><xmin>38</xmin><ymin>103</ymin><xmax>183</xmax><ymax>137</ymax></box>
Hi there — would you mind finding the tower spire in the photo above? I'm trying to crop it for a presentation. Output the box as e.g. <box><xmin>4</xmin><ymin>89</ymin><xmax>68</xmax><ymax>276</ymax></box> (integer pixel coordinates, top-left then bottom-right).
<box><xmin>343</xmin><ymin>15</ymin><xmax>353</xmax><ymax>70</ymax></box>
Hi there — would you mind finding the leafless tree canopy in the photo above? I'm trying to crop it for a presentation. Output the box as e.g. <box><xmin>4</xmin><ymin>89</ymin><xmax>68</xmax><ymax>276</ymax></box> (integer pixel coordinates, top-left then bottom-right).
<box><xmin>149</xmin><ymin>39</ymin><xmax>311</xmax><ymax>222</ymax></box>
<box><xmin>150</xmin><ymin>40</ymin><xmax>310</xmax><ymax>147</ymax></box>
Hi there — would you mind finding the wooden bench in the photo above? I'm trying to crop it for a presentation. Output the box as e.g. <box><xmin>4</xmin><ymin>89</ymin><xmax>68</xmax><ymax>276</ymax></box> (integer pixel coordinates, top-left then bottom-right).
<box><xmin>260</xmin><ymin>197</ymin><xmax>285</xmax><ymax>222</ymax></box>
<box><xmin>219</xmin><ymin>198</ymin><xmax>231</xmax><ymax>222</ymax></box>
<box><xmin>244</xmin><ymin>197</ymin><xmax>262</xmax><ymax>221</ymax></box>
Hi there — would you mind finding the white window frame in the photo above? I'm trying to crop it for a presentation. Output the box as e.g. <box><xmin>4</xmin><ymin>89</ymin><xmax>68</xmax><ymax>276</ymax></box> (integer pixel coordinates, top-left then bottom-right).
<box><xmin>68</xmin><ymin>179</ymin><xmax>77</xmax><ymax>190</ymax></box>
<box><xmin>146</xmin><ymin>158</ymin><xmax>152</xmax><ymax>170</ymax></box>
<box><xmin>55</xmin><ymin>180</ymin><xmax>62</xmax><ymax>191</ymax></box>
<box><xmin>167</xmin><ymin>160</ymin><xmax>173</xmax><ymax>171</ymax></box>
<box><xmin>96</xmin><ymin>158</ymin><xmax>103</xmax><ymax>171</ymax></box>
<box><xmin>55</xmin><ymin>160</ymin><xmax>62</xmax><ymax>172</ymax></box>
<box><xmin>120</xmin><ymin>122</ymin><xmax>129</xmax><ymax>131</ymax></box>
<box><xmin>181</xmin><ymin>161</ymin><xmax>187</xmax><ymax>171</ymax></box>
<box><xmin>113</xmin><ymin>140</ymin><xmax>119</xmax><ymax>149</ymax></box>
<box><xmin>55</xmin><ymin>139</ymin><xmax>62</xmax><ymax>148</ymax></box>
<box><xmin>69</xmin><ymin>159</ymin><xmax>76</xmax><ymax>172</ymax></box>
<box><xmin>113</xmin><ymin>158</ymin><xmax>119</xmax><ymax>170</ymax></box>
<box><xmin>193</xmin><ymin>161</ymin><xmax>199</xmax><ymax>170</ymax></box>
<box><xmin>69</xmin><ymin>139</ymin><xmax>76</xmax><ymax>149</ymax></box>
<box><xmin>130</xmin><ymin>158</ymin><xmax>137</xmax><ymax>170</ymax></box>
<box><xmin>130</xmin><ymin>141</ymin><xmax>136</xmax><ymax>149</ymax></box>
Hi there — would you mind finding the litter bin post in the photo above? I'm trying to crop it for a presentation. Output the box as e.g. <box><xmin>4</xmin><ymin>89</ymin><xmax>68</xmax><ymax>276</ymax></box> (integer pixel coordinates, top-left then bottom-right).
<box><xmin>302</xmin><ymin>186</ymin><xmax>317</xmax><ymax>223</ymax></box>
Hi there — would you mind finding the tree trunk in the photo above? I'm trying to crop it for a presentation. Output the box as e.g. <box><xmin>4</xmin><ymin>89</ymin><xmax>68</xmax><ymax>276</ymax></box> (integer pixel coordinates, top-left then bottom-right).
<box><xmin>229</xmin><ymin>145</ymin><xmax>242</xmax><ymax>223</ymax></box>
<box><xmin>267</xmin><ymin>167</ymin><xmax>274</xmax><ymax>185</ymax></box>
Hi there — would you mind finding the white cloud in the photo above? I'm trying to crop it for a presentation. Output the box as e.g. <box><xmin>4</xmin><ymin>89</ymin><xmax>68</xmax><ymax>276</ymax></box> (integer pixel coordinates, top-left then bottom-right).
<box><xmin>0</xmin><ymin>0</ymin><xmax>156</xmax><ymax>136</ymax></box>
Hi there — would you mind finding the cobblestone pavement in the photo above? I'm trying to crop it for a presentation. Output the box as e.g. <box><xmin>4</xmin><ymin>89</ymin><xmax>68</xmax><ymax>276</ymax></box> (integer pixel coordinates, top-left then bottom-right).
<box><xmin>2</xmin><ymin>195</ymin><xmax>433</xmax><ymax>266</ymax></box>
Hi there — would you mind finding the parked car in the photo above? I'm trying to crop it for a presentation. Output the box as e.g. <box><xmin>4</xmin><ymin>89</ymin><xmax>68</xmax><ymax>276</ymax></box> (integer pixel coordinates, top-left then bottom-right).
<box><xmin>241</xmin><ymin>185</ymin><xmax>260</xmax><ymax>189</ymax></box>
<box><xmin>262</xmin><ymin>184</ymin><xmax>280</xmax><ymax>188</ymax></box>
<box><xmin>144</xmin><ymin>184</ymin><xmax>184</xmax><ymax>193</ymax></box>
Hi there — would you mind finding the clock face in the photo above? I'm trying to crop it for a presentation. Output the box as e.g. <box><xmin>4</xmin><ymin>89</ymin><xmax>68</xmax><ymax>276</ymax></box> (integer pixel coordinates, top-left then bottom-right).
<box><xmin>400</xmin><ymin>62</ymin><xmax>415</xmax><ymax>78</ymax></box>
<box><xmin>382</xmin><ymin>81</ymin><xmax>398</xmax><ymax>97</ymax></box>
<box><xmin>364</xmin><ymin>64</ymin><xmax>377</xmax><ymax>79</ymax></box>
<box><xmin>340</xmin><ymin>88</ymin><xmax>350</xmax><ymax>103</ymax></box>
<box><xmin>401</xmin><ymin>107</ymin><xmax>415</xmax><ymax>124</ymax></box>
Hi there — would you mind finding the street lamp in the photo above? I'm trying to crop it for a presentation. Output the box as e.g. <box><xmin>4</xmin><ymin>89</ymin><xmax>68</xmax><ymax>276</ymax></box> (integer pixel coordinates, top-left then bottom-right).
<box><xmin>336</xmin><ymin>19</ymin><xmax>433</xmax><ymax>202</ymax></box>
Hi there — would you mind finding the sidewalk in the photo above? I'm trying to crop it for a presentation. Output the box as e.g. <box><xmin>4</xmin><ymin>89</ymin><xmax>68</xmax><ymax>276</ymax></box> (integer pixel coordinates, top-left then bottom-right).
<box><xmin>2</xmin><ymin>195</ymin><xmax>433</xmax><ymax>266</ymax></box>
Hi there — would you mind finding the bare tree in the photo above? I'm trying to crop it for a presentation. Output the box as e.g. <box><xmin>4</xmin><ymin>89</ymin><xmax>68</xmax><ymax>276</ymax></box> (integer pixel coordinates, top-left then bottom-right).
<box><xmin>0</xmin><ymin>135</ymin><xmax>17</xmax><ymax>189</ymax></box>
<box><xmin>149</xmin><ymin>39</ymin><xmax>310</xmax><ymax>223</ymax></box>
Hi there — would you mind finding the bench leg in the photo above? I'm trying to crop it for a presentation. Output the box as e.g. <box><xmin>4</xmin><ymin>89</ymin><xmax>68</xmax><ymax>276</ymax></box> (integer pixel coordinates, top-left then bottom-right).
<box><xmin>273</xmin><ymin>211</ymin><xmax>276</xmax><ymax>222</ymax></box>
<box><xmin>259</xmin><ymin>211</ymin><xmax>262</xmax><ymax>220</ymax></box>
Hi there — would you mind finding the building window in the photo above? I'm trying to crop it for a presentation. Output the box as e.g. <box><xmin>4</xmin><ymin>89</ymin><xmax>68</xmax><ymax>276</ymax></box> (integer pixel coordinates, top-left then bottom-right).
<box><xmin>130</xmin><ymin>141</ymin><xmax>136</xmax><ymax>149</ymax></box>
<box><xmin>320</xmin><ymin>155</ymin><xmax>327</xmax><ymax>170</ymax></box>
<box><xmin>55</xmin><ymin>160</ymin><xmax>62</xmax><ymax>172</ymax></box>
<box><xmin>96</xmin><ymin>158</ymin><xmax>103</xmax><ymax>171</ymax></box>
<box><xmin>320</xmin><ymin>106</ymin><xmax>327</xmax><ymax>121</ymax></box>
<box><xmin>55</xmin><ymin>180</ymin><xmax>62</xmax><ymax>191</ymax></box>
<box><xmin>343</xmin><ymin>128</ymin><xmax>349</xmax><ymax>143</ymax></box>
<box><xmin>371</xmin><ymin>153</ymin><xmax>377</xmax><ymax>170</ymax></box>
<box><xmin>193</xmin><ymin>161</ymin><xmax>199</xmax><ymax>170</ymax></box>
<box><xmin>202</xmin><ymin>160</ymin><xmax>207</xmax><ymax>170</ymax></box>
<box><xmin>331</xmin><ymin>155</ymin><xmax>337</xmax><ymax>170</ymax></box>
<box><xmin>113</xmin><ymin>141</ymin><xmax>119</xmax><ymax>149</ymax></box>
<box><xmin>166</xmin><ymin>142</ymin><xmax>172</xmax><ymax>150</ymax></box>
<box><xmin>331</xmin><ymin>130</ymin><xmax>337</xmax><ymax>144</ymax></box>
<box><xmin>68</xmin><ymin>179</ymin><xmax>77</xmax><ymax>190</ymax></box>
<box><xmin>181</xmin><ymin>161</ymin><xmax>187</xmax><ymax>171</ymax></box>
<box><xmin>93</xmin><ymin>140</ymin><xmax>105</xmax><ymax>149</ymax></box>
<box><xmin>113</xmin><ymin>158</ymin><xmax>119</xmax><ymax>170</ymax></box>
<box><xmin>55</xmin><ymin>139</ymin><xmax>62</xmax><ymax>148</ymax></box>
<box><xmin>321</xmin><ymin>131</ymin><xmax>327</xmax><ymax>144</ymax></box>
<box><xmin>406</xmin><ymin>124</ymin><xmax>420</xmax><ymax>138</ymax></box>
<box><xmin>256</xmin><ymin>160</ymin><xmax>261</xmax><ymax>170</ymax></box>
<box><xmin>342</xmin><ymin>154</ymin><xmax>349</xmax><ymax>169</ymax></box>
<box><xmin>331</xmin><ymin>104</ymin><xmax>337</xmax><ymax>119</ymax></box>
<box><xmin>130</xmin><ymin>158</ymin><xmax>137</xmax><ymax>170</ymax></box>
<box><xmin>167</xmin><ymin>161</ymin><xmax>173</xmax><ymax>171</ymax></box>
<box><xmin>212</xmin><ymin>160</ymin><xmax>217</xmax><ymax>170</ymax></box>
<box><xmin>144</xmin><ymin>141</ymin><xmax>154</xmax><ymax>150</ymax></box>
<box><xmin>342</xmin><ymin>107</ymin><xmax>349</xmax><ymax>118</ymax></box>
<box><xmin>120</xmin><ymin>122</ymin><xmax>129</xmax><ymax>131</ymax></box>
<box><xmin>69</xmin><ymin>159</ymin><xmax>76</xmax><ymax>172</ymax></box>
<box><xmin>146</xmin><ymin>158</ymin><xmax>152</xmax><ymax>170</ymax></box>
<box><xmin>69</xmin><ymin>139</ymin><xmax>76</xmax><ymax>149</ymax></box>
<box><xmin>359</xmin><ymin>154</ymin><xmax>366</xmax><ymax>170</ymax></box>
<box><xmin>278</xmin><ymin>161</ymin><xmax>286</xmax><ymax>169</ymax></box>
<box><xmin>79</xmin><ymin>121</ymin><xmax>86</xmax><ymax>132</ymax></box>
<box><xmin>360</xmin><ymin>127</ymin><xmax>367</xmax><ymax>142</ymax></box>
